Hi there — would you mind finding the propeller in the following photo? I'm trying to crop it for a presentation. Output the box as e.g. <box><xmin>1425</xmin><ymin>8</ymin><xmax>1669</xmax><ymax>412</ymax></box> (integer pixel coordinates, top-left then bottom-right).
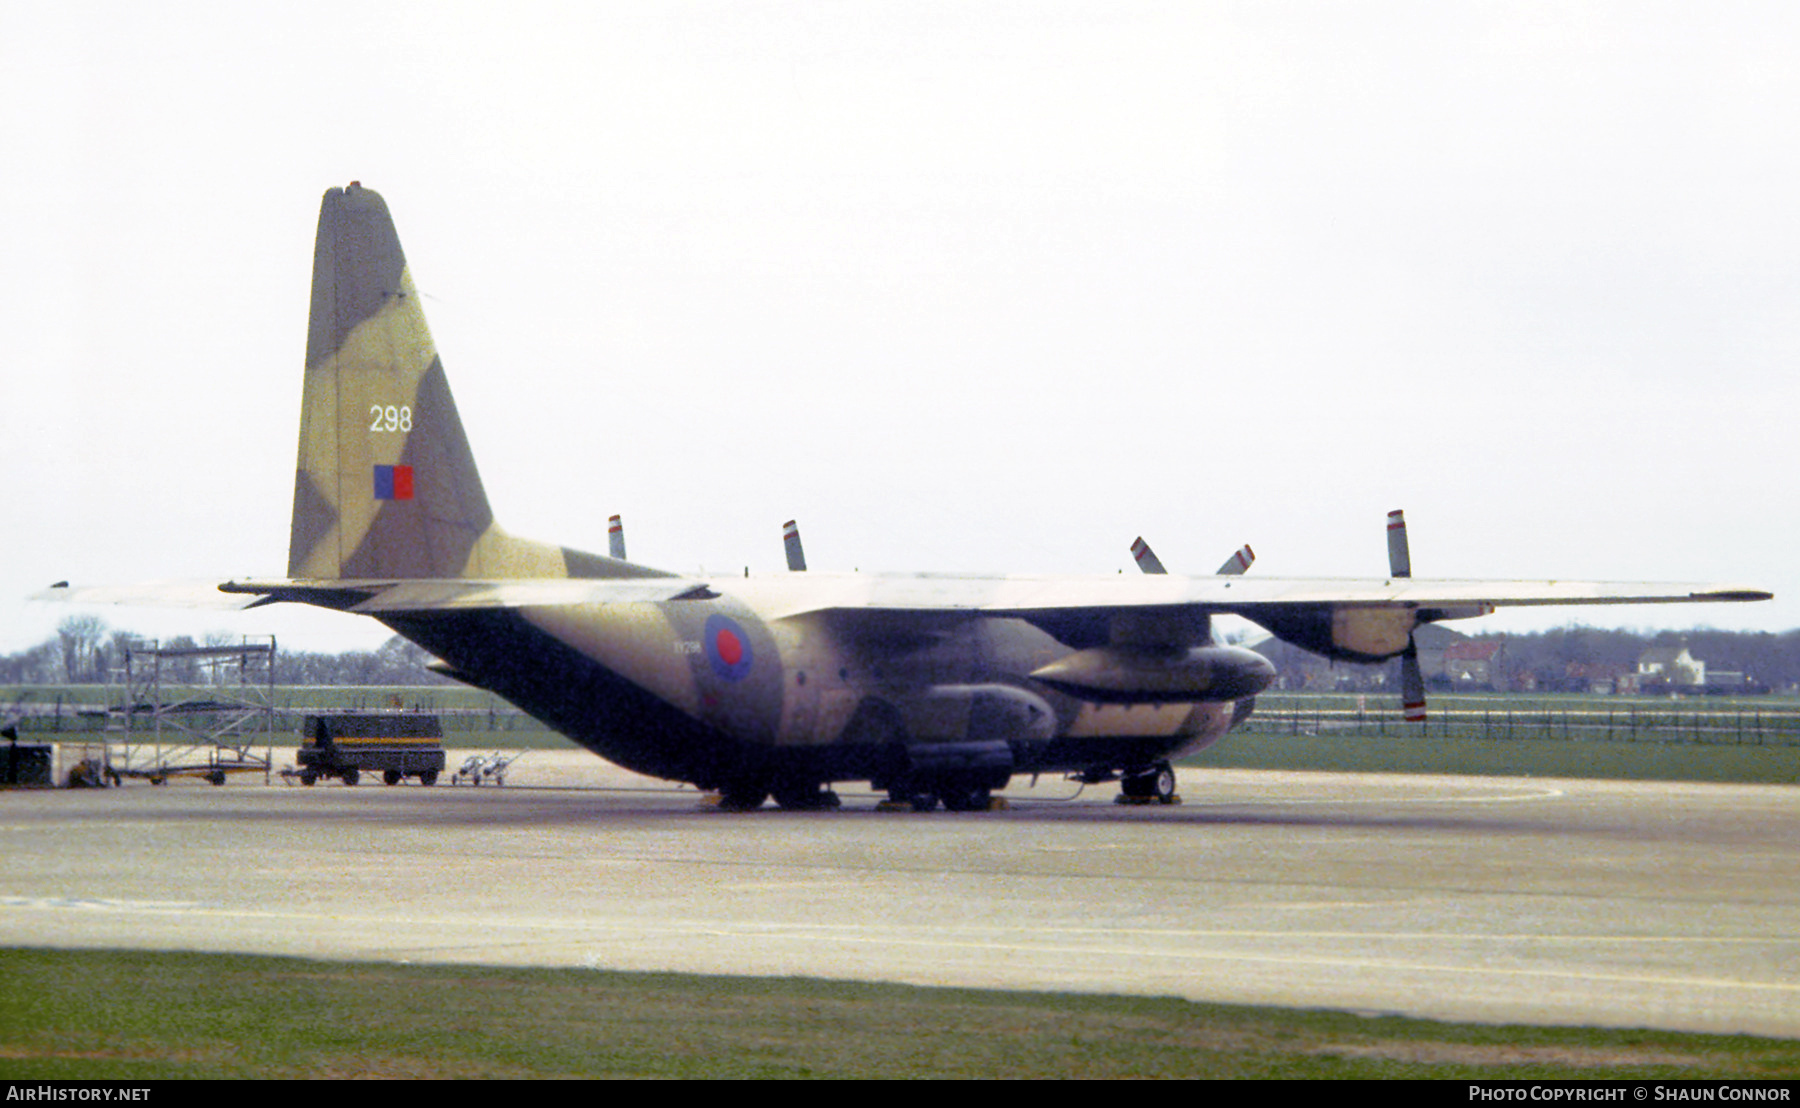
<box><xmin>1387</xmin><ymin>510</ymin><xmax>1427</xmax><ymax>723</ymax></box>
<box><xmin>782</xmin><ymin>520</ymin><xmax>807</xmax><ymax>572</ymax></box>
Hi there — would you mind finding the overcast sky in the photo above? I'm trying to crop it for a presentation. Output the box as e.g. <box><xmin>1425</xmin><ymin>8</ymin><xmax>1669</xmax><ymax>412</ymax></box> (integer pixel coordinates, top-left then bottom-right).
<box><xmin>4</xmin><ymin>1</ymin><xmax>1796</xmax><ymax>655</ymax></box>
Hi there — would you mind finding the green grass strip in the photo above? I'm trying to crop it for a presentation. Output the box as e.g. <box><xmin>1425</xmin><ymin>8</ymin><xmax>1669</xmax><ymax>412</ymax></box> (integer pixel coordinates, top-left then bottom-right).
<box><xmin>1</xmin><ymin>949</ymin><xmax>1795</xmax><ymax>1079</ymax></box>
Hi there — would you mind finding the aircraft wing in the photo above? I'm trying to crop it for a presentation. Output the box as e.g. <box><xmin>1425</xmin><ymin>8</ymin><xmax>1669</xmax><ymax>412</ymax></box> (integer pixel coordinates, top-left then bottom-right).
<box><xmin>759</xmin><ymin>573</ymin><xmax>1771</xmax><ymax>616</ymax></box>
<box><xmin>757</xmin><ymin>573</ymin><xmax>1771</xmax><ymax>656</ymax></box>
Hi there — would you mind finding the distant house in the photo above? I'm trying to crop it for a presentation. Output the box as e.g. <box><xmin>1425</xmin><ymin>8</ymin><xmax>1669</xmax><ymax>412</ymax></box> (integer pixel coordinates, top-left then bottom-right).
<box><xmin>1638</xmin><ymin>645</ymin><xmax>1706</xmax><ymax>688</ymax></box>
<box><xmin>1443</xmin><ymin>639</ymin><xmax>1503</xmax><ymax>688</ymax></box>
<box><xmin>1564</xmin><ymin>662</ymin><xmax>1637</xmax><ymax>696</ymax></box>
<box><xmin>1412</xmin><ymin>625</ymin><xmax>1503</xmax><ymax>690</ymax></box>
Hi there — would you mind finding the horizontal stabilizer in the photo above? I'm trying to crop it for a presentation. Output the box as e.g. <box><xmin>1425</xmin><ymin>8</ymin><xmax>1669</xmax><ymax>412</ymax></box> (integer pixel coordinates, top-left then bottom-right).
<box><xmin>33</xmin><ymin>580</ymin><xmax>269</xmax><ymax>611</ymax></box>
<box><xmin>33</xmin><ymin>575</ymin><xmax>716</xmax><ymax>614</ymax></box>
<box><xmin>222</xmin><ymin>577</ymin><xmax>718</xmax><ymax>613</ymax></box>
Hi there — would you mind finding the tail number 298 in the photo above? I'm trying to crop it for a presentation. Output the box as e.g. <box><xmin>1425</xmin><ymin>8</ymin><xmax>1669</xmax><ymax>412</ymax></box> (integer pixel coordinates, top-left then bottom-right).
<box><xmin>370</xmin><ymin>405</ymin><xmax>413</xmax><ymax>433</ymax></box>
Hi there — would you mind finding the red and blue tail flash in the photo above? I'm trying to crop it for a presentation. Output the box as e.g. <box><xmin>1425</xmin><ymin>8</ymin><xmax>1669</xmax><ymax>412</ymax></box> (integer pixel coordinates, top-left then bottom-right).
<box><xmin>373</xmin><ymin>465</ymin><xmax>414</xmax><ymax>501</ymax></box>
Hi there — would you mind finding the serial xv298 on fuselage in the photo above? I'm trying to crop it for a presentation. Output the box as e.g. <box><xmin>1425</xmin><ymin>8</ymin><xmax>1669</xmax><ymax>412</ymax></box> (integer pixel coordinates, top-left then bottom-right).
<box><xmin>46</xmin><ymin>185</ymin><xmax>1772</xmax><ymax>811</ymax></box>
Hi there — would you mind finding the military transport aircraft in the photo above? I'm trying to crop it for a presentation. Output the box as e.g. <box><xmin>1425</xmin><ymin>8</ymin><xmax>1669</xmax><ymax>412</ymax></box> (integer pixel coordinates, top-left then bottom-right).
<box><xmin>40</xmin><ymin>184</ymin><xmax>1772</xmax><ymax>811</ymax></box>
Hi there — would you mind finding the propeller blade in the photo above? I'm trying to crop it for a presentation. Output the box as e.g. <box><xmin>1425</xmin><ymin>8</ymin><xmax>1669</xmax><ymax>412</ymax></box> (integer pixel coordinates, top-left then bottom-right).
<box><xmin>1129</xmin><ymin>537</ymin><xmax>1167</xmax><ymax>575</ymax></box>
<box><xmin>1386</xmin><ymin>509</ymin><xmax>1411</xmax><ymax>578</ymax></box>
<box><xmin>1215</xmin><ymin>544</ymin><xmax>1255</xmax><ymax>576</ymax></box>
<box><xmin>1401</xmin><ymin>639</ymin><xmax>1427</xmax><ymax>723</ymax></box>
<box><xmin>608</xmin><ymin>514</ymin><xmax>626</xmax><ymax>561</ymax></box>
<box><xmin>782</xmin><ymin>519</ymin><xmax>807</xmax><ymax>572</ymax></box>
<box><xmin>1389</xmin><ymin>511</ymin><xmax>1423</xmax><ymax>720</ymax></box>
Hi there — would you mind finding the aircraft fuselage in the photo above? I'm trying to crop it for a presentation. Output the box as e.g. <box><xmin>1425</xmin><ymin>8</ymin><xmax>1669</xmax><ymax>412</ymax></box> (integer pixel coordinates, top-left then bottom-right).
<box><xmin>383</xmin><ymin>573</ymin><xmax>1262</xmax><ymax>797</ymax></box>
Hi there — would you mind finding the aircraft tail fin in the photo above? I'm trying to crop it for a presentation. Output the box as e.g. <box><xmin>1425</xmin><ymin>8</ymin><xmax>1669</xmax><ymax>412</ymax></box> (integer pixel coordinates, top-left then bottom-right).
<box><xmin>288</xmin><ymin>184</ymin><xmax>658</xmax><ymax>582</ymax></box>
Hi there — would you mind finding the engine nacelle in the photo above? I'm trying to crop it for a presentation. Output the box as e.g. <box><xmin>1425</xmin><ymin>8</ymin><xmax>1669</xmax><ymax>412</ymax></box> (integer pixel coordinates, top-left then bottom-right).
<box><xmin>908</xmin><ymin>683</ymin><xmax>1058</xmax><ymax>743</ymax></box>
<box><xmin>1250</xmin><ymin>605</ymin><xmax>1419</xmax><ymax>663</ymax></box>
<box><xmin>1029</xmin><ymin>644</ymin><xmax>1275</xmax><ymax>704</ymax></box>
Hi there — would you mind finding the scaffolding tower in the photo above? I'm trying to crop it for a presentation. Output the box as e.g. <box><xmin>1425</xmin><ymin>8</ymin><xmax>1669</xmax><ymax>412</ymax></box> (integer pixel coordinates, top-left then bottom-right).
<box><xmin>103</xmin><ymin>637</ymin><xmax>278</xmax><ymax>784</ymax></box>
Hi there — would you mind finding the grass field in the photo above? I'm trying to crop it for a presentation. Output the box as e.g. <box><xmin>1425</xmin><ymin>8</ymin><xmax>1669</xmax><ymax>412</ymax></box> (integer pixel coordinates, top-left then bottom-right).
<box><xmin>1199</xmin><ymin>692</ymin><xmax>1800</xmax><ymax>783</ymax></box>
<box><xmin>1187</xmin><ymin>731</ymin><xmax>1799</xmax><ymax>783</ymax></box>
<box><xmin>1</xmin><ymin>949</ymin><xmax>1796</xmax><ymax>1079</ymax></box>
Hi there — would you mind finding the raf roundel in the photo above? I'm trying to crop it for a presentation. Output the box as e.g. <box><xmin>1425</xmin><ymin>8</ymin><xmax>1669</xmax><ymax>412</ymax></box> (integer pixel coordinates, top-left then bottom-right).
<box><xmin>703</xmin><ymin>615</ymin><xmax>754</xmax><ymax>682</ymax></box>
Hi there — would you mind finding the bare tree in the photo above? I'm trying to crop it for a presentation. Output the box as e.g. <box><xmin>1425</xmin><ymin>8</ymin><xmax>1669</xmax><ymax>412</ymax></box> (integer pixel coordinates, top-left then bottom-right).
<box><xmin>56</xmin><ymin>615</ymin><xmax>108</xmax><ymax>684</ymax></box>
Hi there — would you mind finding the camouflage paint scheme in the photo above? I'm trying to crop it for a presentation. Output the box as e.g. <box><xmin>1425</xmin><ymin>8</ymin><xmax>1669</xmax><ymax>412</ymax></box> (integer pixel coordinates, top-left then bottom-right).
<box><xmin>54</xmin><ymin>185</ymin><xmax>1772</xmax><ymax>810</ymax></box>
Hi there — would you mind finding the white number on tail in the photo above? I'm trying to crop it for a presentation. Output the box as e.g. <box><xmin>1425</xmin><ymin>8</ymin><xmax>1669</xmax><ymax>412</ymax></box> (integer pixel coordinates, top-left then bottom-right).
<box><xmin>369</xmin><ymin>405</ymin><xmax>413</xmax><ymax>433</ymax></box>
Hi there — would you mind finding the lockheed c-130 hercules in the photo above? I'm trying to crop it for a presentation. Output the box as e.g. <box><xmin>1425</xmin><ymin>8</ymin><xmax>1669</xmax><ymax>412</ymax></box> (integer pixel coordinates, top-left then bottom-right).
<box><xmin>42</xmin><ymin>184</ymin><xmax>1772</xmax><ymax>812</ymax></box>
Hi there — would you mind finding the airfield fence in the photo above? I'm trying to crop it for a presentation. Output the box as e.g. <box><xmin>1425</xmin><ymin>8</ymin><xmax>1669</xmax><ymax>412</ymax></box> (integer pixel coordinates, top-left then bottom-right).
<box><xmin>9</xmin><ymin>687</ymin><xmax>539</xmax><ymax>739</ymax></box>
<box><xmin>1237</xmin><ymin>698</ymin><xmax>1800</xmax><ymax>747</ymax></box>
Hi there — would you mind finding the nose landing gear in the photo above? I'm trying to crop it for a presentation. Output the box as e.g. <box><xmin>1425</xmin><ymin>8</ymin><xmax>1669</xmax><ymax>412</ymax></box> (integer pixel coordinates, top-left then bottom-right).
<box><xmin>1115</xmin><ymin>761</ymin><xmax>1180</xmax><ymax>806</ymax></box>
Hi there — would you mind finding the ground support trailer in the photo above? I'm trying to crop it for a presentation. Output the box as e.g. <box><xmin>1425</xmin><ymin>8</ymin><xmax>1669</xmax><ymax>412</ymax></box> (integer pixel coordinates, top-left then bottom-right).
<box><xmin>297</xmin><ymin>713</ymin><xmax>445</xmax><ymax>786</ymax></box>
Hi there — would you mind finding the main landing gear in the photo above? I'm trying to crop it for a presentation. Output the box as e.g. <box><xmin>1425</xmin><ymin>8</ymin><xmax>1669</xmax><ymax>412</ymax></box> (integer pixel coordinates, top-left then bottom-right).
<box><xmin>715</xmin><ymin>780</ymin><xmax>842</xmax><ymax>811</ymax></box>
<box><xmin>713</xmin><ymin>779</ymin><xmax>1005</xmax><ymax>813</ymax></box>
<box><xmin>772</xmin><ymin>782</ymin><xmax>842</xmax><ymax>811</ymax></box>
<box><xmin>877</xmin><ymin>782</ymin><xmax>1004</xmax><ymax>813</ymax></box>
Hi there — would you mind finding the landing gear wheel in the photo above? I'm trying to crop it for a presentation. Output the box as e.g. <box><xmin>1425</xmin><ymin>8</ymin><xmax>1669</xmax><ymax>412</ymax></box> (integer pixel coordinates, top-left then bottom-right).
<box><xmin>207</xmin><ymin>771</ymin><xmax>226</xmax><ymax>787</ymax></box>
<box><xmin>418</xmin><ymin>770</ymin><xmax>438</xmax><ymax>786</ymax></box>
<box><xmin>1118</xmin><ymin>762</ymin><xmax>1178</xmax><ymax>804</ymax></box>
<box><xmin>1150</xmin><ymin>763</ymin><xmax>1177</xmax><ymax>804</ymax></box>
<box><xmin>940</xmin><ymin>786</ymin><xmax>992</xmax><ymax>813</ymax></box>
<box><xmin>773</xmin><ymin>784</ymin><xmax>841</xmax><ymax>811</ymax></box>
<box><xmin>301</xmin><ymin>771</ymin><xmax>317</xmax><ymax>786</ymax></box>
<box><xmin>884</xmin><ymin>784</ymin><xmax>939</xmax><ymax>812</ymax></box>
<box><xmin>383</xmin><ymin>770</ymin><xmax>402</xmax><ymax>786</ymax></box>
<box><xmin>342</xmin><ymin>767</ymin><xmax>360</xmax><ymax>787</ymax></box>
<box><xmin>718</xmin><ymin>784</ymin><xmax>769</xmax><ymax>811</ymax></box>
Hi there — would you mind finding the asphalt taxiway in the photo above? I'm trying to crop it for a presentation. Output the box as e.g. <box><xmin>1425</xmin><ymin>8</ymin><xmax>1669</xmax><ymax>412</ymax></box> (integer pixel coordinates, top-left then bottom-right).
<box><xmin>2</xmin><ymin>753</ymin><xmax>1795</xmax><ymax>1038</ymax></box>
